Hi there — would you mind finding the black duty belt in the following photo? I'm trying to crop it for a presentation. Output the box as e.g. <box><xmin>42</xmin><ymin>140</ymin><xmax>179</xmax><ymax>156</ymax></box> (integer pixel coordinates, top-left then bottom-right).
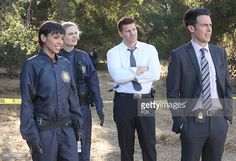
<box><xmin>192</xmin><ymin>109</ymin><xmax>223</xmax><ymax>123</ymax></box>
<box><xmin>194</xmin><ymin>108</ymin><xmax>223</xmax><ymax>117</ymax></box>
<box><xmin>115</xmin><ymin>92</ymin><xmax>152</xmax><ymax>99</ymax></box>
<box><xmin>35</xmin><ymin>116</ymin><xmax>72</xmax><ymax>132</ymax></box>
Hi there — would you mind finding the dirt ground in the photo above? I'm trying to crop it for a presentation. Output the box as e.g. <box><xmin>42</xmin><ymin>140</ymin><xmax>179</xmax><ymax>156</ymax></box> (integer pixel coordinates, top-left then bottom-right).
<box><xmin>0</xmin><ymin>69</ymin><xmax>236</xmax><ymax>161</ymax></box>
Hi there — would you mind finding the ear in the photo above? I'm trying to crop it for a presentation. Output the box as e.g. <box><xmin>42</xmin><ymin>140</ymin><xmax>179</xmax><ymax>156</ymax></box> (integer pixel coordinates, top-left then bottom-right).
<box><xmin>118</xmin><ymin>30</ymin><xmax>123</xmax><ymax>38</ymax></box>
<box><xmin>187</xmin><ymin>25</ymin><xmax>195</xmax><ymax>33</ymax></box>
<box><xmin>77</xmin><ymin>34</ymin><xmax>80</xmax><ymax>41</ymax></box>
<box><xmin>40</xmin><ymin>34</ymin><xmax>47</xmax><ymax>43</ymax></box>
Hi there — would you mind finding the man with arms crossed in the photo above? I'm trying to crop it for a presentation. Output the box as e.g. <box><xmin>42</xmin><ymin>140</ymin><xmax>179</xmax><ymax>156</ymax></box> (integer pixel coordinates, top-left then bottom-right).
<box><xmin>107</xmin><ymin>17</ymin><xmax>160</xmax><ymax>161</ymax></box>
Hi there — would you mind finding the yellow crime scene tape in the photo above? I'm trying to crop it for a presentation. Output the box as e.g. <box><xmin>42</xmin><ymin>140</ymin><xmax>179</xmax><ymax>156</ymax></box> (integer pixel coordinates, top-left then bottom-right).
<box><xmin>0</xmin><ymin>98</ymin><xmax>21</xmax><ymax>105</ymax></box>
<box><xmin>0</xmin><ymin>97</ymin><xmax>236</xmax><ymax>105</ymax></box>
<box><xmin>0</xmin><ymin>98</ymin><xmax>113</xmax><ymax>105</ymax></box>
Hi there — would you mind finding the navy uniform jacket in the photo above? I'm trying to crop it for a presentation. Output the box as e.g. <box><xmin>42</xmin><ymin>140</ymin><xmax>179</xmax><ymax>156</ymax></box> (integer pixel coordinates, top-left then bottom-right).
<box><xmin>59</xmin><ymin>49</ymin><xmax>103</xmax><ymax>112</ymax></box>
<box><xmin>20</xmin><ymin>50</ymin><xmax>82</xmax><ymax>145</ymax></box>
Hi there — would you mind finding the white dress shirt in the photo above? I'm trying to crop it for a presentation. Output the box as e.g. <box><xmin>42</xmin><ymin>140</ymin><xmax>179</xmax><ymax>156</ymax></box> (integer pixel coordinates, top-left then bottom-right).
<box><xmin>107</xmin><ymin>41</ymin><xmax>161</xmax><ymax>94</ymax></box>
<box><xmin>191</xmin><ymin>40</ymin><xmax>222</xmax><ymax>110</ymax></box>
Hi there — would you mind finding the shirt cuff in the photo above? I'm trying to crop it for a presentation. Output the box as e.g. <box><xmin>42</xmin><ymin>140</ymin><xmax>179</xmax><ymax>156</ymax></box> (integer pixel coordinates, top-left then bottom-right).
<box><xmin>129</xmin><ymin>67</ymin><xmax>137</xmax><ymax>74</ymax></box>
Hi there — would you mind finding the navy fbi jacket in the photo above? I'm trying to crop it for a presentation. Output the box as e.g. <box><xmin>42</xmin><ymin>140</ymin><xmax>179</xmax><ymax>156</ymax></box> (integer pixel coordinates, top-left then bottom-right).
<box><xmin>20</xmin><ymin>50</ymin><xmax>82</xmax><ymax>145</ymax></box>
<box><xmin>59</xmin><ymin>49</ymin><xmax>103</xmax><ymax>112</ymax></box>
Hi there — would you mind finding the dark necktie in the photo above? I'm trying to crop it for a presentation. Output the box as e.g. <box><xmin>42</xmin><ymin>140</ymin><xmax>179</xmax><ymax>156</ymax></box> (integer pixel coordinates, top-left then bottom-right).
<box><xmin>128</xmin><ymin>48</ymin><xmax>142</xmax><ymax>91</ymax></box>
<box><xmin>200</xmin><ymin>48</ymin><xmax>212</xmax><ymax>109</ymax></box>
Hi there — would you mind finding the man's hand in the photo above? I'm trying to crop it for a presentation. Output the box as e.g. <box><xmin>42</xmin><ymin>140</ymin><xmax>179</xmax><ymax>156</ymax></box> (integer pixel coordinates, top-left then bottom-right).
<box><xmin>97</xmin><ymin>111</ymin><xmax>105</xmax><ymax>126</ymax></box>
<box><xmin>136</xmin><ymin>66</ymin><xmax>148</xmax><ymax>76</ymax></box>
<box><xmin>27</xmin><ymin>141</ymin><xmax>43</xmax><ymax>155</ymax></box>
<box><xmin>30</xmin><ymin>144</ymin><xmax>43</xmax><ymax>154</ymax></box>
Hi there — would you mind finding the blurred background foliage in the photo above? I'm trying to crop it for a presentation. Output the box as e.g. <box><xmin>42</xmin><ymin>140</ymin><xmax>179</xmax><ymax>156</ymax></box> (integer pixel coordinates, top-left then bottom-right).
<box><xmin>1</xmin><ymin>0</ymin><xmax>236</xmax><ymax>78</ymax></box>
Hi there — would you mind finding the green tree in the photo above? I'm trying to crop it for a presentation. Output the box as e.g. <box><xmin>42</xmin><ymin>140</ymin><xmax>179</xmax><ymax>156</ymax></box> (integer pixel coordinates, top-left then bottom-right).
<box><xmin>1</xmin><ymin>0</ymin><xmax>236</xmax><ymax>77</ymax></box>
<box><xmin>0</xmin><ymin>0</ymin><xmax>37</xmax><ymax>76</ymax></box>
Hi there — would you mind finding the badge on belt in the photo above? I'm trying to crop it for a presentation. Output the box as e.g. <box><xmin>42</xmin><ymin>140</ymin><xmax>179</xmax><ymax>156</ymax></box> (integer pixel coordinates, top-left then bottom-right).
<box><xmin>195</xmin><ymin>111</ymin><xmax>205</xmax><ymax>123</ymax></box>
<box><xmin>198</xmin><ymin>112</ymin><xmax>203</xmax><ymax>119</ymax></box>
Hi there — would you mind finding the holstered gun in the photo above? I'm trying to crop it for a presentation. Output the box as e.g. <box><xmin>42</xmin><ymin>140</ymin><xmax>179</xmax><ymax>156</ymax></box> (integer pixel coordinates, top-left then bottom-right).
<box><xmin>88</xmin><ymin>93</ymin><xmax>95</xmax><ymax>107</ymax></box>
<box><xmin>151</xmin><ymin>86</ymin><xmax>156</xmax><ymax>98</ymax></box>
<box><xmin>71</xmin><ymin>118</ymin><xmax>83</xmax><ymax>143</ymax></box>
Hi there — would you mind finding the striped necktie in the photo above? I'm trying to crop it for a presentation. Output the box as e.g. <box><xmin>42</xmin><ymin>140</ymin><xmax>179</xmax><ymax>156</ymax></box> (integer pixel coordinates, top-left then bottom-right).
<box><xmin>200</xmin><ymin>48</ymin><xmax>212</xmax><ymax>109</ymax></box>
<box><xmin>128</xmin><ymin>48</ymin><xmax>142</xmax><ymax>91</ymax></box>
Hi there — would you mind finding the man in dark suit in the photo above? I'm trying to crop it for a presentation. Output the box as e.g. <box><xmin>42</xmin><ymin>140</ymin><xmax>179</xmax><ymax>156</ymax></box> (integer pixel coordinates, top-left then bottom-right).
<box><xmin>166</xmin><ymin>8</ymin><xmax>233</xmax><ymax>161</ymax></box>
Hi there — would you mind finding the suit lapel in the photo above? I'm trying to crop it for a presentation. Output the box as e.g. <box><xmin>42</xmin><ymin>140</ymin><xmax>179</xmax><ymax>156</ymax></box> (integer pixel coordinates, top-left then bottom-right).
<box><xmin>209</xmin><ymin>45</ymin><xmax>222</xmax><ymax>89</ymax></box>
<box><xmin>186</xmin><ymin>43</ymin><xmax>201</xmax><ymax>84</ymax></box>
<box><xmin>209</xmin><ymin>45</ymin><xmax>219</xmax><ymax>74</ymax></box>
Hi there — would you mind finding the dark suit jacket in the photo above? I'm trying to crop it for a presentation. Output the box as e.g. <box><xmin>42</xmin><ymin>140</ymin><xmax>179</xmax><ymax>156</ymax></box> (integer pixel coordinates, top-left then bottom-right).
<box><xmin>166</xmin><ymin>42</ymin><xmax>233</xmax><ymax>133</ymax></box>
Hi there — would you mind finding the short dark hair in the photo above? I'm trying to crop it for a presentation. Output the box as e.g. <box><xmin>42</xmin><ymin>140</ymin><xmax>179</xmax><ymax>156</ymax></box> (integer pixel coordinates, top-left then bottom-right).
<box><xmin>38</xmin><ymin>21</ymin><xmax>65</xmax><ymax>47</ymax></box>
<box><xmin>117</xmin><ymin>17</ymin><xmax>136</xmax><ymax>32</ymax></box>
<box><xmin>184</xmin><ymin>8</ymin><xmax>211</xmax><ymax>27</ymax></box>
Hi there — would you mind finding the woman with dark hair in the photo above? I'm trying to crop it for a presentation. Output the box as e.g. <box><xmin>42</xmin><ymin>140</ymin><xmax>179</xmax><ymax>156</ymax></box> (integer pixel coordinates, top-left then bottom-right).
<box><xmin>20</xmin><ymin>20</ymin><xmax>83</xmax><ymax>161</ymax></box>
